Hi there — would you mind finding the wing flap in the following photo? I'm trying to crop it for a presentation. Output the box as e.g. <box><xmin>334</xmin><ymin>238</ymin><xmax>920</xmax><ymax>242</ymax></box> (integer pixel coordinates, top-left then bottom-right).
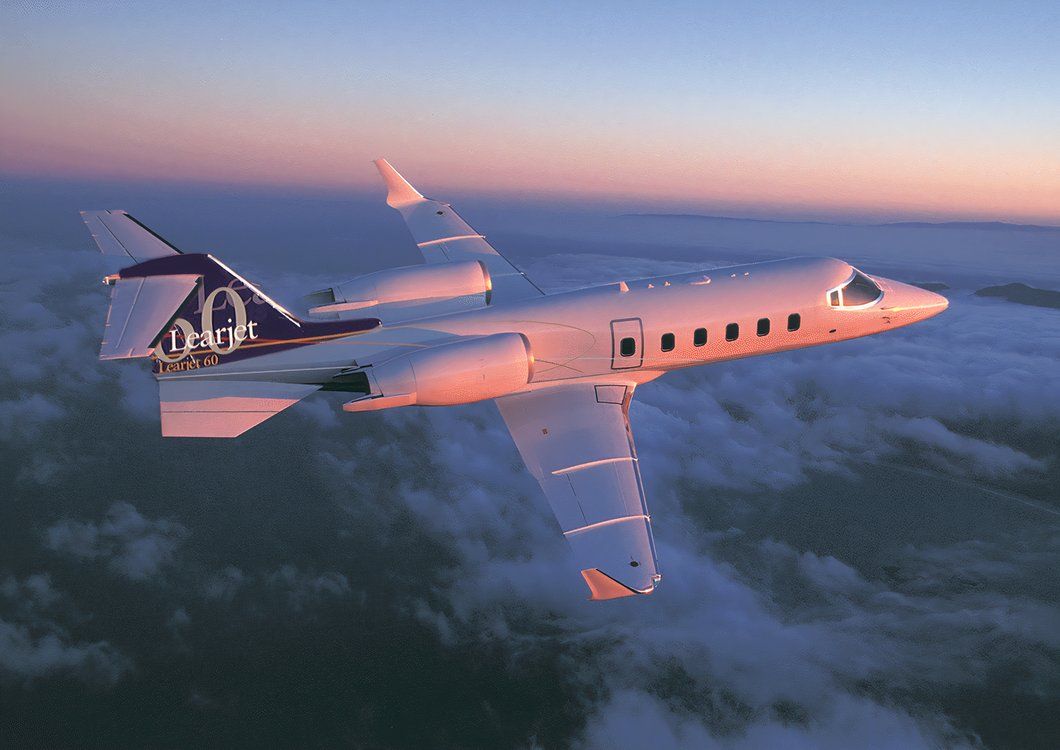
<box><xmin>158</xmin><ymin>380</ymin><xmax>319</xmax><ymax>438</ymax></box>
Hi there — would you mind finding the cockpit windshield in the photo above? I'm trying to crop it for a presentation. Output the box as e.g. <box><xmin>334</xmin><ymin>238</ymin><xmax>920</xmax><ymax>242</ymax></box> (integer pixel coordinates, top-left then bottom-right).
<box><xmin>828</xmin><ymin>270</ymin><xmax>882</xmax><ymax>308</ymax></box>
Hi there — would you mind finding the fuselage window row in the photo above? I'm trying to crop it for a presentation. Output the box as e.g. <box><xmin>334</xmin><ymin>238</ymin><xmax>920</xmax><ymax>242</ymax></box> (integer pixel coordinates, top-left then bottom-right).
<box><xmin>653</xmin><ymin>313</ymin><xmax>801</xmax><ymax>355</ymax></box>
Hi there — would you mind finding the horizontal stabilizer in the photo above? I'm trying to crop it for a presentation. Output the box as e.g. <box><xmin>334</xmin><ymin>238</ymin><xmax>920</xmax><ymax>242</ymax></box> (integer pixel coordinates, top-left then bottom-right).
<box><xmin>100</xmin><ymin>276</ymin><xmax>199</xmax><ymax>360</ymax></box>
<box><xmin>159</xmin><ymin>380</ymin><xmax>319</xmax><ymax>438</ymax></box>
<box><xmin>81</xmin><ymin>210</ymin><xmax>182</xmax><ymax>262</ymax></box>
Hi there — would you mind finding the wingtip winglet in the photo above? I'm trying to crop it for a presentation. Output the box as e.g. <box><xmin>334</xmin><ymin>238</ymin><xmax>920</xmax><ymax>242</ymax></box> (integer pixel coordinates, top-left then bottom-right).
<box><xmin>373</xmin><ymin>158</ymin><xmax>424</xmax><ymax>208</ymax></box>
<box><xmin>581</xmin><ymin>568</ymin><xmax>655</xmax><ymax>601</ymax></box>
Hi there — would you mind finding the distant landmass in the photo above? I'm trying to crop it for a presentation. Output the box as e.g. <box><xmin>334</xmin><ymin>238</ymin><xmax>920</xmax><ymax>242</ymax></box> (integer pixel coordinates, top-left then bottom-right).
<box><xmin>622</xmin><ymin>214</ymin><xmax>1060</xmax><ymax>232</ymax></box>
<box><xmin>912</xmin><ymin>282</ymin><xmax>950</xmax><ymax>292</ymax></box>
<box><xmin>620</xmin><ymin>213</ymin><xmax>833</xmax><ymax>226</ymax></box>
<box><xmin>882</xmin><ymin>221</ymin><xmax>1060</xmax><ymax>232</ymax></box>
<box><xmin>975</xmin><ymin>283</ymin><xmax>1060</xmax><ymax>310</ymax></box>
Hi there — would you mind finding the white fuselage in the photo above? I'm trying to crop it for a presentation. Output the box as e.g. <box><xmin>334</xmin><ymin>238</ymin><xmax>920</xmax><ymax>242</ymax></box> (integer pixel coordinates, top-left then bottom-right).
<box><xmin>159</xmin><ymin>256</ymin><xmax>948</xmax><ymax>401</ymax></box>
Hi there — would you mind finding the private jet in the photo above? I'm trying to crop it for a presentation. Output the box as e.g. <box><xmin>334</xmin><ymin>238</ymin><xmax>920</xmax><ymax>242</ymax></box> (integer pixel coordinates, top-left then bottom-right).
<box><xmin>84</xmin><ymin>161</ymin><xmax>948</xmax><ymax>600</ymax></box>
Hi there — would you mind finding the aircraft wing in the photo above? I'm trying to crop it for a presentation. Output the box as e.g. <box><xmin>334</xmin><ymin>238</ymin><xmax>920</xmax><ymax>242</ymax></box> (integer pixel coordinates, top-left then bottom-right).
<box><xmin>495</xmin><ymin>382</ymin><xmax>661</xmax><ymax>599</ymax></box>
<box><xmin>374</xmin><ymin>159</ymin><xmax>544</xmax><ymax>304</ymax></box>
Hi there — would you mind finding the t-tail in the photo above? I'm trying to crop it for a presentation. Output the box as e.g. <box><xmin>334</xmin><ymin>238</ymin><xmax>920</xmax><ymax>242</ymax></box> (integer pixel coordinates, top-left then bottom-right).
<box><xmin>83</xmin><ymin>210</ymin><xmax>379</xmax><ymax>437</ymax></box>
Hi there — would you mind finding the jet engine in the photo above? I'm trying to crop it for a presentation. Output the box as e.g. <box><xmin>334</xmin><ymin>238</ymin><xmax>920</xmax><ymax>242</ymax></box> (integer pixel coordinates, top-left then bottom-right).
<box><xmin>307</xmin><ymin>260</ymin><xmax>491</xmax><ymax>314</ymax></box>
<box><xmin>343</xmin><ymin>333</ymin><xmax>533</xmax><ymax>412</ymax></box>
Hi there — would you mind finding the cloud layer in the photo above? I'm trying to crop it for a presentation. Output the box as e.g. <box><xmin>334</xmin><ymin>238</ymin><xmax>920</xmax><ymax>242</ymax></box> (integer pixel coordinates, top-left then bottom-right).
<box><xmin>1</xmin><ymin>222</ymin><xmax>1057</xmax><ymax>748</ymax></box>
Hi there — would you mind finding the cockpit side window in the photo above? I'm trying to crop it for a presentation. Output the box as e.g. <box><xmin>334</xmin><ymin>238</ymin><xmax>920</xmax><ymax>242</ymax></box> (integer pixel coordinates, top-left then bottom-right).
<box><xmin>828</xmin><ymin>270</ymin><xmax>882</xmax><ymax>308</ymax></box>
<box><xmin>843</xmin><ymin>271</ymin><xmax>882</xmax><ymax>305</ymax></box>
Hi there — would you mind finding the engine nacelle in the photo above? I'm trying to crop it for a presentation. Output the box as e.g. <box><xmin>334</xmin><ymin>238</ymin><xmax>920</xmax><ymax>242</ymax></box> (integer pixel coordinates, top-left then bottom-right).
<box><xmin>343</xmin><ymin>333</ymin><xmax>533</xmax><ymax>412</ymax></box>
<box><xmin>307</xmin><ymin>260</ymin><xmax>491</xmax><ymax>314</ymax></box>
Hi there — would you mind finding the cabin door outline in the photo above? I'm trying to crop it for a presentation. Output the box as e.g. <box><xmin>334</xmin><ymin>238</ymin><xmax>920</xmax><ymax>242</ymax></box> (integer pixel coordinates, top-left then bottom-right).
<box><xmin>610</xmin><ymin>318</ymin><xmax>644</xmax><ymax>370</ymax></box>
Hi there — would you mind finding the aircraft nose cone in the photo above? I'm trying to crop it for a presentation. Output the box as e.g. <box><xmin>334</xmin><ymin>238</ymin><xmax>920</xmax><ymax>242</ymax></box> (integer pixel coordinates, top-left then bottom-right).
<box><xmin>916</xmin><ymin>287</ymin><xmax>949</xmax><ymax>317</ymax></box>
<box><xmin>880</xmin><ymin>279</ymin><xmax>949</xmax><ymax>322</ymax></box>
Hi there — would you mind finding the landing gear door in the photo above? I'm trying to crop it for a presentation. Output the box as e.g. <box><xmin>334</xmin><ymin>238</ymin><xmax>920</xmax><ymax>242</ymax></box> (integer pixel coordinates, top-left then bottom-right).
<box><xmin>610</xmin><ymin>318</ymin><xmax>643</xmax><ymax>370</ymax></box>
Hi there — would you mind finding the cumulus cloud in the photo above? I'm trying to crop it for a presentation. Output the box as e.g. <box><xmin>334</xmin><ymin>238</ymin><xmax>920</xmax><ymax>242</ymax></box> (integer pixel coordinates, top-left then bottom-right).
<box><xmin>0</xmin><ymin>573</ymin><xmax>131</xmax><ymax>684</ymax></box>
<box><xmin>0</xmin><ymin>242</ymin><xmax>156</xmax><ymax>437</ymax></box>
<box><xmin>202</xmin><ymin>564</ymin><xmax>354</xmax><ymax>613</ymax></box>
<box><xmin>45</xmin><ymin>502</ymin><xmax>188</xmax><ymax>580</ymax></box>
<box><xmin>0</xmin><ymin>619</ymin><xmax>131</xmax><ymax>684</ymax></box>
<box><xmin>0</xmin><ymin>393</ymin><xmax>66</xmax><ymax>441</ymax></box>
<box><xmin>202</xmin><ymin>565</ymin><xmax>247</xmax><ymax>602</ymax></box>
<box><xmin>577</xmin><ymin>689</ymin><xmax>956</xmax><ymax>750</ymax></box>
<box><xmin>266</xmin><ymin>564</ymin><xmax>352</xmax><ymax>608</ymax></box>
<box><xmin>0</xmin><ymin>572</ymin><xmax>61</xmax><ymax>610</ymax></box>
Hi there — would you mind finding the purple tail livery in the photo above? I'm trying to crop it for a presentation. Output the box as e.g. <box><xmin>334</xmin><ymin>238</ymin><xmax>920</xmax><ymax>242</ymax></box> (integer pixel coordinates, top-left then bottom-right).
<box><xmin>86</xmin><ymin>210</ymin><xmax>378</xmax><ymax>370</ymax></box>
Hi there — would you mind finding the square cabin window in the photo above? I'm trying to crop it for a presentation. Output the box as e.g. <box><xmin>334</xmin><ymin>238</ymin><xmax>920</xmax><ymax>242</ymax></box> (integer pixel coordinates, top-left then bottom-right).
<box><xmin>620</xmin><ymin>337</ymin><xmax>636</xmax><ymax>357</ymax></box>
<box><xmin>661</xmin><ymin>332</ymin><xmax>675</xmax><ymax>352</ymax></box>
<box><xmin>757</xmin><ymin>318</ymin><xmax>770</xmax><ymax>336</ymax></box>
<box><xmin>788</xmin><ymin>313</ymin><xmax>801</xmax><ymax>331</ymax></box>
<box><xmin>693</xmin><ymin>327</ymin><xmax>708</xmax><ymax>346</ymax></box>
<box><xmin>725</xmin><ymin>323</ymin><xmax>739</xmax><ymax>341</ymax></box>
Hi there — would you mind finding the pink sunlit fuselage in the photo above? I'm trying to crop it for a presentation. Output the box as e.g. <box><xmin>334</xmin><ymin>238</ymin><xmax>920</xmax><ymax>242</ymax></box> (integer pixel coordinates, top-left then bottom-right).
<box><xmin>200</xmin><ymin>256</ymin><xmax>948</xmax><ymax>399</ymax></box>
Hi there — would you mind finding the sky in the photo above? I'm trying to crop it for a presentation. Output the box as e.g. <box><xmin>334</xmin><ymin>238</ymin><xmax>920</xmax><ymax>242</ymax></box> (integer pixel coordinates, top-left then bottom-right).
<box><xmin>2</xmin><ymin>1</ymin><xmax>1058</xmax><ymax>222</ymax></box>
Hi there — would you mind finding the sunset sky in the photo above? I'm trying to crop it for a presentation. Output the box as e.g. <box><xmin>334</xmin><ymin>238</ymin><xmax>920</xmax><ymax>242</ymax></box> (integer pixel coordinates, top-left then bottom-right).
<box><xmin>2</xmin><ymin>1</ymin><xmax>1058</xmax><ymax>222</ymax></box>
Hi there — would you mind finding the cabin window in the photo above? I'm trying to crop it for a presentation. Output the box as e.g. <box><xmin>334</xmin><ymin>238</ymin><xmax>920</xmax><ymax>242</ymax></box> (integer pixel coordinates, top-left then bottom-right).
<box><xmin>788</xmin><ymin>313</ymin><xmax>801</xmax><ymax>331</ymax></box>
<box><xmin>757</xmin><ymin>318</ymin><xmax>770</xmax><ymax>336</ymax></box>
<box><xmin>725</xmin><ymin>323</ymin><xmax>739</xmax><ymax>341</ymax></box>
<box><xmin>620</xmin><ymin>337</ymin><xmax>636</xmax><ymax>357</ymax></box>
<box><xmin>829</xmin><ymin>290</ymin><xmax>841</xmax><ymax>306</ymax></box>
<box><xmin>693</xmin><ymin>327</ymin><xmax>707</xmax><ymax>346</ymax></box>
<box><xmin>661</xmin><ymin>333</ymin><xmax>675</xmax><ymax>352</ymax></box>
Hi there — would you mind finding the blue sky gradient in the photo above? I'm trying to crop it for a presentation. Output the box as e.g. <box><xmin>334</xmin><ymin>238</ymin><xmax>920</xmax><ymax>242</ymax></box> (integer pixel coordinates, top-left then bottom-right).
<box><xmin>2</xmin><ymin>1</ymin><xmax>1058</xmax><ymax>220</ymax></box>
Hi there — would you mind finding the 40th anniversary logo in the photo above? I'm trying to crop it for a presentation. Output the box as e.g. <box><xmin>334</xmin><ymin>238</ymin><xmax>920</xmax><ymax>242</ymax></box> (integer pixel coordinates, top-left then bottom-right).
<box><xmin>154</xmin><ymin>286</ymin><xmax>260</xmax><ymax>372</ymax></box>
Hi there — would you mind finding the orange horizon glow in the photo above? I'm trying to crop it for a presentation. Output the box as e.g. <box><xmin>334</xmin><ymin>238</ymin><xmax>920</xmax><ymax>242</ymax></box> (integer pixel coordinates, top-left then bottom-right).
<box><xmin>3</xmin><ymin>4</ymin><xmax>1057</xmax><ymax>225</ymax></box>
<box><xmin>3</xmin><ymin>93</ymin><xmax>1056</xmax><ymax>224</ymax></box>
<box><xmin>4</xmin><ymin>129</ymin><xmax>1056</xmax><ymax>225</ymax></box>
